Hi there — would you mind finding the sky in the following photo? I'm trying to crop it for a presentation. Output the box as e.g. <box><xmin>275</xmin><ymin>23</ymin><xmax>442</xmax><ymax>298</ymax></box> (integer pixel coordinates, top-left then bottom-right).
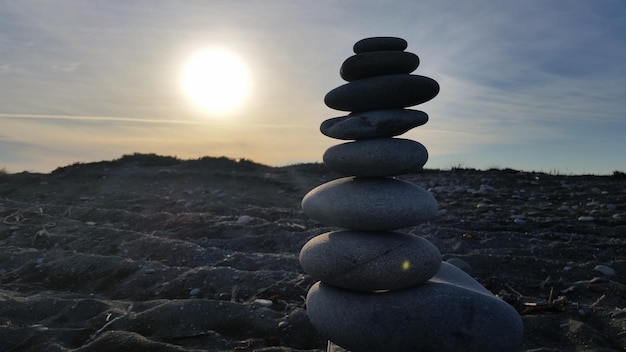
<box><xmin>1</xmin><ymin>1</ymin><xmax>625</xmax><ymax>175</ymax></box>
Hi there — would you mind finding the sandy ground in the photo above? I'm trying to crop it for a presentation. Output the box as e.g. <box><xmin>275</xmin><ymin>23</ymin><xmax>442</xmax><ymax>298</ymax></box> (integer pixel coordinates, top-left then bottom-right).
<box><xmin>0</xmin><ymin>154</ymin><xmax>625</xmax><ymax>351</ymax></box>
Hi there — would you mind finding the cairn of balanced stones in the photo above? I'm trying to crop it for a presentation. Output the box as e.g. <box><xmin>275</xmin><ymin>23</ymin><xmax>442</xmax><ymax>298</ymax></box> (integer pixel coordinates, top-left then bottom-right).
<box><xmin>299</xmin><ymin>37</ymin><xmax>523</xmax><ymax>352</ymax></box>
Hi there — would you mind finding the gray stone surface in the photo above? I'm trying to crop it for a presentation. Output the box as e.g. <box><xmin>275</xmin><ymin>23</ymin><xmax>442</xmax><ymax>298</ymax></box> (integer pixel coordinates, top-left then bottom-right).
<box><xmin>306</xmin><ymin>263</ymin><xmax>524</xmax><ymax>352</ymax></box>
<box><xmin>340</xmin><ymin>51</ymin><xmax>419</xmax><ymax>81</ymax></box>
<box><xmin>324</xmin><ymin>74</ymin><xmax>440</xmax><ymax>112</ymax></box>
<box><xmin>323</xmin><ymin>138</ymin><xmax>428</xmax><ymax>177</ymax></box>
<box><xmin>431</xmin><ymin>261</ymin><xmax>491</xmax><ymax>295</ymax></box>
<box><xmin>353</xmin><ymin>37</ymin><xmax>407</xmax><ymax>53</ymax></box>
<box><xmin>445</xmin><ymin>257</ymin><xmax>472</xmax><ymax>274</ymax></box>
<box><xmin>299</xmin><ymin>230</ymin><xmax>441</xmax><ymax>291</ymax></box>
<box><xmin>320</xmin><ymin>109</ymin><xmax>429</xmax><ymax>140</ymax></box>
<box><xmin>301</xmin><ymin>177</ymin><xmax>437</xmax><ymax>231</ymax></box>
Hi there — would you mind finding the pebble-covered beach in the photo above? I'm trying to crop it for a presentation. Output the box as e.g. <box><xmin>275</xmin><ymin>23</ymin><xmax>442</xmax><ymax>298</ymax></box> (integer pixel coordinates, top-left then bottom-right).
<box><xmin>0</xmin><ymin>155</ymin><xmax>624</xmax><ymax>351</ymax></box>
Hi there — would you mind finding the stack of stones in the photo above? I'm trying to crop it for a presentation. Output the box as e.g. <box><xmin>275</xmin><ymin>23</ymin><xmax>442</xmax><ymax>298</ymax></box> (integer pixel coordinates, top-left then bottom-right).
<box><xmin>299</xmin><ymin>37</ymin><xmax>523</xmax><ymax>352</ymax></box>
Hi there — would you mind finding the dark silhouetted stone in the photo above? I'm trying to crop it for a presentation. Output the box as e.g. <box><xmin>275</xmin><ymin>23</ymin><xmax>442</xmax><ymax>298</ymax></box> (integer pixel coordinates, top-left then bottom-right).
<box><xmin>353</xmin><ymin>37</ymin><xmax>407</xmax><ymax>53</ymax></box>
<box><xmin>320</xmin><ymin>109</ymin><xmax>429</xmax><ymax>140</ymax></box>
<box><xmin>340</xmin><ymin>51</ymin><xmax>419</xmax><ymax>81</ymax></box>
<box><xmin>324</xmin><ymin>74</ymin><xmax>439</xmax><ymax>111</ymax></box>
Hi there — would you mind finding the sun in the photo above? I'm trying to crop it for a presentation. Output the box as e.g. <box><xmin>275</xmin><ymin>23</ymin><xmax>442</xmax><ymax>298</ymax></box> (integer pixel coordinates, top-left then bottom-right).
<box><xmin>181</xmin><ymin>49</ymin><xmax>250</xmax><ymax>114</ymax></box>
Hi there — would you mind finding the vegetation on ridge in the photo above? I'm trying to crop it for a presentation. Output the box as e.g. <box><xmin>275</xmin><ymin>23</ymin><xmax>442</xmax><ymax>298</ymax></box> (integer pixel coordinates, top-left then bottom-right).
<box><xmin>110</xmin><ymin>153</ymin><xmax>183</xmax><ymax>167</ymax></box>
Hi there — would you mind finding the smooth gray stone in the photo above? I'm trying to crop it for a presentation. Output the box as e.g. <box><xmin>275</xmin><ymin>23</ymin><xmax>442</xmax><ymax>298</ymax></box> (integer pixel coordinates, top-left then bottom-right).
<box><xmin>323</xmin><ymin>138</ymin><xmax>428</xmax><ymax>177</ymax></box>
<box><xmin>340</xmin><ymin>51</ymin><xmax>419</xmax><ymax>81</ymax></box>
<box><xmin>320</xmin><ymin>109</ymin><xmax>429</xmax><ymax>140</ymax></box>
<box><xmin>353</xmin><ymin>37</ymin><xmax>407</xmax><ymax>53</ymax></box>
<box><xmin>445</xmin><ymin>257</ymin><xmax>472</xmax><ymax>274</ymax></box>
<box><xmin>299</xmin><ymin>230</ymin><xmax>441</xmax><ymax>291</ymax></box>
<box><xmin>306</xmin><ymin>264</ymin><xmax>523</xmax><ymax>352</ymax></box>
<box><xmin>324</xmin><ymin>74</ymin><xmax>440</xmax><ymax>112</ymax></box>
<box><xmin>301</xmin><ymin>177</ymin><xmax>437</xmax><ymax>231</ymax></box>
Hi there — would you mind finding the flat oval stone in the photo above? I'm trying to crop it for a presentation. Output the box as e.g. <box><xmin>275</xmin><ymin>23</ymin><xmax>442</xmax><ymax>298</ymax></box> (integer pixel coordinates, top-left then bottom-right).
<box><xmin>301</xmin><ymin>177</ymin><xmax>437</xmax><ymax>231</ymax></box>
<box><xmin>299</xmin><ymin>230</ymin><xmax>441</xmax><ymax>291</ymax></box>
<box><xmin>340</xmin><ymin>51</ymin><xmax>419</xmax><ymax>81</ymax></box>
<box><xmin>320</xmin><ymin>109</ymin><xmax>429</xmax><ymax>140</ymax></box>
<box><xmin>323</xmin><ymin>138</ymin><xmax>428</xmax><ymax>177</ymax></box>
<box><xmin>306</xmin><ymin>263</ymin><xmax>523</xmax><ymax>352</ymax></box>
<box><xmin>353</xmin><ymin>37</ymin><xmax>407</xmax><ymax>53</ymax></box>
<box><xmin>325</xmin><ymin>74</ymin><xmax>440</xmax><ymax>112</ymax></box>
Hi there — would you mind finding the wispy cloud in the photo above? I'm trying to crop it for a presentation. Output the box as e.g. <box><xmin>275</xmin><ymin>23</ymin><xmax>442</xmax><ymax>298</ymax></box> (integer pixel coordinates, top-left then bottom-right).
<box><xmin>0</xmin><ymin>113</ymin><xmax>222</xmax><ymax>125</ymax></box>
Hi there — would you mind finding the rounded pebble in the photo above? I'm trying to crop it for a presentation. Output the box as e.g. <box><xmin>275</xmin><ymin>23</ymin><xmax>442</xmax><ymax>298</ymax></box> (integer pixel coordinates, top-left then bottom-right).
<box><xmin>353</xmin><ymin>37</ymin><xmax>407</xmax><ymax>53</ymax></box>
<box><xmin>323</xmin><ymin>138</ymin><xmax>428</xmax><ymax>177</ymax></box>
<box><xmin>300</xmin><ymin>230</ymin><xmax>441</xmax><ymax>291</ymax></box>
<box><xmin>253</xmin><ymin>298</ymin><xmax>273</xmax><ymax>307</ymax></box>
<box><xmin>578</xmin><ymin>216</ymin><xmax>595</xmax><ymax>222</ymax></box>
<box><xmin>340</xmin><ymin>51</ymin><xmax>419</xmax><ymax>81</ymax></box>
<box><xmin>593</xmin><ymin>264</ymin><xmax>616</xmax><ymax>276</ymax></box>
<box><xmin>306</xmin><ymin>264</ymin><xmax>523</xmax><ymax>352</ymax></box>
<box><xmin>513</xmin><ymin>218</ymin><xmax>527</xmax><ymax>225</ymax></box>
<box><xmin>320</xmin><ymin>109</ymin><xmax>429</xmax><ymax>140</ymax></box>
<box><xmin>237</xmin><ymin>215</ymin><xmax>252</xmax><ymax>224</ymax></box>
<box><xmin>324</xmin><ymin>74</ymin><xmax>440</xmax><ymax>112</ymax></box>
<box><xmin>302</xmin><ymin>177</ymin><xmax>438</xmax><ymax>231</ymax></box>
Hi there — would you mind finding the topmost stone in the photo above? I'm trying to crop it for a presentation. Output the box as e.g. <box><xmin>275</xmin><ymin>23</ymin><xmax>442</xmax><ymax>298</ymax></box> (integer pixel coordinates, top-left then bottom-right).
<box><xmin>354</xmin><ymin>37</ymin><xmax>407</xmax><ymax>53</ymax></box>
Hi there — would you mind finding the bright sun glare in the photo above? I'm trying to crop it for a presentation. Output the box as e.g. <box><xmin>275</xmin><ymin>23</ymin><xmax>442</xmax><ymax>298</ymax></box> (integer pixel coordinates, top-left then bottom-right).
<box><xmin>181</xmin><ymin>49</ymin><xmax>250</xmax><ymax>114</ymax></box>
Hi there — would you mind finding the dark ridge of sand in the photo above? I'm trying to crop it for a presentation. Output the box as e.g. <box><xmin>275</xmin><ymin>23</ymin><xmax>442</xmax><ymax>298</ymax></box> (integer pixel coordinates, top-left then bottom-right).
<box><xmin>0</xmin><ymin>155</ymin><xmax>625</xmax><ymax>351</ymax></box>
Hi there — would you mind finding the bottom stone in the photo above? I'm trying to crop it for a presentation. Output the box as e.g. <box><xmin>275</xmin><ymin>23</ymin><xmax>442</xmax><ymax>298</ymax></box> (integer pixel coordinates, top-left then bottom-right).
<box><xmin>306</xmin><ymin>262</ymin><xmax>523</xmax><ymax>352</ymax></box>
